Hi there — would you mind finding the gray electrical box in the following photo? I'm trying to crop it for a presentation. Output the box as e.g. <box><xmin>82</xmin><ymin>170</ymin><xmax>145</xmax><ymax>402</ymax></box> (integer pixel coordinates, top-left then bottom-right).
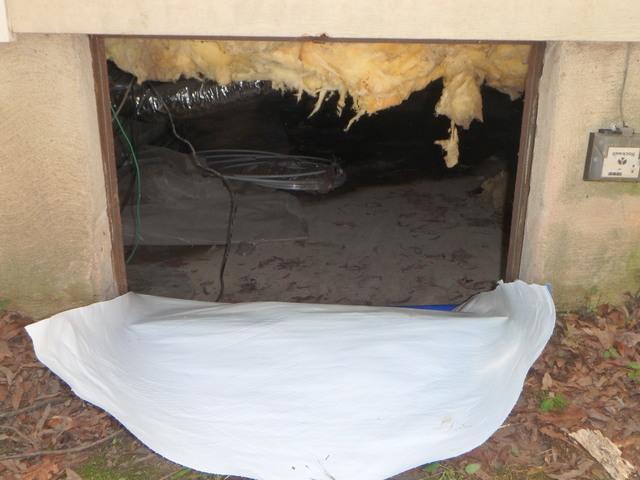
<box><xmin>584</xmin><ymin>128</ymin><xmax>640</xmax><ymax>182</ymax></box>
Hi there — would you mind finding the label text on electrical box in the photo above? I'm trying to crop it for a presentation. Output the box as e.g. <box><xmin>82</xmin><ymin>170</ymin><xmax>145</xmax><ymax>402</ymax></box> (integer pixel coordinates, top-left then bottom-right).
<box><xmin>602</xmin><ymin>147</ymin><xmax>640</xmax><ymax>179</ymax></box>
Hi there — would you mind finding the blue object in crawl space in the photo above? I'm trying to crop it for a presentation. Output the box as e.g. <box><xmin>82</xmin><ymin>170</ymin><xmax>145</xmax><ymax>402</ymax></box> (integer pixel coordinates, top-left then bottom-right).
<box><xmin>403</xmin><ymin>285</ymin><xmax>552</xmax><ymax>312</ymax></box>
<box><xmin>405</xmin><ymin>304</ymin><xmax>458</xmax><ymax>311</ymax></box>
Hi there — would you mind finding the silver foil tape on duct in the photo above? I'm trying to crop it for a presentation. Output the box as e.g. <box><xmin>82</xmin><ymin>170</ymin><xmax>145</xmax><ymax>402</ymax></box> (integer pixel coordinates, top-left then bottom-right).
<box><xmin>111</xmin><ymin>74</ymin><xmax>270</xmax><ymax>119</ymax></box>
<box><xmin>136</xmin><ymin>80</ymin><xmax>270</xmax><ymax>119</ymax></box>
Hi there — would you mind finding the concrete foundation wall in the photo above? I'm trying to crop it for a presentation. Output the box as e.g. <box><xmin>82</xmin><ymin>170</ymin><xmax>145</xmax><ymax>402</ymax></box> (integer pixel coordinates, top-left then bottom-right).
<box><xmin>521</xmin><ymin>42</ymin><xmax>640</xmax><ymax>309</ymax></box>
<box><xmin>0</xmin><ymin>34</ymin><xmax>116</xmax><ymax>318</ymax></box>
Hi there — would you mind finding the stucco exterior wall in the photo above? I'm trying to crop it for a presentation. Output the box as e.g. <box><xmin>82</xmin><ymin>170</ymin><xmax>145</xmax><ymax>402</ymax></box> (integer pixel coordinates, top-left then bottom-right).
<box><xmin>521</xmin><ymin>42</ymin><xmax>640</xmax><ymax>309</ymax></box>
<box><xmin>0</xmin><ymin>34</ymin><xmax>116</xmax><ymax>318</ymax></box>
<box><xmin>0</xmin><ymin>0</ymin><xmax>11</xmax><ymax>41</ymax></box>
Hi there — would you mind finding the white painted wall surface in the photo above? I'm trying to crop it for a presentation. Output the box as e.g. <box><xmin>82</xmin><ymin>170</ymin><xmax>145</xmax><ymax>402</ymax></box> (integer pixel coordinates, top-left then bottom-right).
<box><xmin>6</xmin><ymin>0</ymin><xmax>640</xmax><ymax>41</ymax></box>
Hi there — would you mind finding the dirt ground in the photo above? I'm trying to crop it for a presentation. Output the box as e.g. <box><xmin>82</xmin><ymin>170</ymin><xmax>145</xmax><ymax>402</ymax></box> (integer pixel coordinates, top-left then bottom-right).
<box><xmin>1</xmin><ymin>294</ymin><xmax>639</xmax><ymax>480</ymax></box>
<box><xmin>127</xmin><ymin>175</ymin><xmax>505</xmax><ymax>307</ymax></box>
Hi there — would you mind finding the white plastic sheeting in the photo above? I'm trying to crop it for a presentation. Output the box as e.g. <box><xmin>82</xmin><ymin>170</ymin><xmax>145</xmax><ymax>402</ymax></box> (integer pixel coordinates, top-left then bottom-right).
<box><xmin>26</xmin><ymin>281</ymin><xmax>555</xmax><ymax>480</ymax></box>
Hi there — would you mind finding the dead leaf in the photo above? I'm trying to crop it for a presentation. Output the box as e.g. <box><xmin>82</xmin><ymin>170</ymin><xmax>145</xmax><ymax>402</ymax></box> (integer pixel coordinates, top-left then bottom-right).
<box><xmin>0</xmin><ymin>340</ymin><xmax>10</xmax><ymax>361</ymax></box>
<box><xmin>587</xmin><ymin>410</ymin><xmax>611</xmax><ymax>423</ymax></box>
<box><xmin>9</xmin><ymin>382</ymin><xmax>24</xmax><ymax>410</ymax></box>
<box><xmin>594</xmin><ymin>375</ymin><xmax>608</xmax><ymax>388</ymax></box>
<box><xmin>0</xmin><ymin>323</ymin><xmax>24</xmax><ymax>342</ymax></box>
<box><xmin>0</xmin><ymin>364</ymin><xmax>14</xmax><ymax>385</ymax></box>
<box><xmin>64</xmin><ymin>468</ymin><xmax>82</xmax><ymax>480</ymax></box>
<box><xmin>22</xmin><ymin>457</ymin><xmax>60</xmax><ymax>480</ymax></box>
<box><xmin>583</xmin><ymin>328</ymin><xmax>615</xmax><ymax>350</ymax></box>
<box><xmin>617</xmin><ymin>331</ymin><xmax>640</xmax><ymax>348</ymax></box>
<box><xmin>540</xmin><ymin>405</ymin><xmax>586</xmax><ymax>426</ymax></box>
<box><xmin>548</xmin><ymin>459</ymin><xmax>593</xmax><ymax>480</ymax></box>
<box><xmin>46</xmin><ymin>415</ymin><xmax>75</xmax><ymax>433</ymax></box>
<box><xmin>539</xmin><ymin>426</ymin><xmax>578</xmax><ymax>448</ymax></box>
<box><xmin>576</xmin><ymin>376</ymin><xmax>593</xmax><ymax>387</ymax></box>
<box><xmin>0</xmin><ymin>458</ymin><xmax>27</xmax><ymax>475</ymax></box>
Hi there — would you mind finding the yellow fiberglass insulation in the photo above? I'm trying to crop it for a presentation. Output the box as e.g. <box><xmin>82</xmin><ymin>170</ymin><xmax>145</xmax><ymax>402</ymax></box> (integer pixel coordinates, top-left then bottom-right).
<box><xmin>105</xmin><ymin>39</ymin><xmax>530</xmax><ymax>167</ymax></box>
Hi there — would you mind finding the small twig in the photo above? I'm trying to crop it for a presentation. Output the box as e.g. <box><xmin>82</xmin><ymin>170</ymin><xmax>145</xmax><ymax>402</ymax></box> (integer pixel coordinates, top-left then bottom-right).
<box><xmin>16</xmin><ymin>362</ymin><xmax>47</xmax><ymax>373</ymax></box>
<box><xmin>35</xmin><ymin>392</ymin><xmax>67</xmax><ymax>402</ymax></box>
<box><xmin>34</xmin><ymin>403</ymin><xmax>52</xmax><ymax>436</ymax></box>
<box><xmin>126</xmin><ymin>452</ymin><xmax>156</xmax><ymax>467</ymax></box>
<box><xmin>497</xmin><ymin>422</ymin><xmax>515</xmax><ymax>429</ymax></box>
<box><xmin>156</xmin><ymin>467</ymin><xmax>187</xmax><ymax>480</ymax></box>
<box><xmin>0</xmin><ymin>429</ymin><xmax>122</xmax><ymax>461</ymax></box>
<box><xmin>0</xmin><ymin>425</ymin><xmax>39</xmax><ymax>447</ymax></box>
<box><xmin>0</xmin><ymin>396</ymin><xmax>66</xmax><ymax>419</ymax></box>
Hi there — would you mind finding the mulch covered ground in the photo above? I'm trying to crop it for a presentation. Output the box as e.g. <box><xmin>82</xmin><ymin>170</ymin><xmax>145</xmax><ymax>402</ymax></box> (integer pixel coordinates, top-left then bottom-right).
<box><xmin>1</xmin><ymin>296</ymin><xmax>639</xmax><ymax>480</ymax></box>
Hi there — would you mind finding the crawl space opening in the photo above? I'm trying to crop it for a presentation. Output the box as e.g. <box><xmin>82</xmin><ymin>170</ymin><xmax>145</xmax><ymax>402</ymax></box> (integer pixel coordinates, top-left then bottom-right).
<box><xmin>106</xmin><ymin>38</ymin><xmax>530</xmax><ymax>306</ymax></box>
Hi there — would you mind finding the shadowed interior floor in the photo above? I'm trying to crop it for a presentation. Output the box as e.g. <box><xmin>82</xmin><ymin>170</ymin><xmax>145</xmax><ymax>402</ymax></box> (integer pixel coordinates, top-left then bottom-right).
<box><xmin>127</xmin><ymin>172</ymin><xmax>505</xmax><ymax>306</ymax></box>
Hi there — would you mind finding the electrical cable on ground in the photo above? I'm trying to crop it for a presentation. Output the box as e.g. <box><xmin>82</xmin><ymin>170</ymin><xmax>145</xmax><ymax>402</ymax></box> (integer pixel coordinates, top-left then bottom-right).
<box><xmin>197</xmin><ymin>149</ymin><xmax>345</xmax><ymax>193</ymax></box>
<box><xmin>111</xmin><ymin>106</ymin><xmax>142</xmax><ymax>264</ymax></box>
<box><xmin>148</xmin><ymin>83</ymin><xmax>237</xmax><ymax>303</ymax></box>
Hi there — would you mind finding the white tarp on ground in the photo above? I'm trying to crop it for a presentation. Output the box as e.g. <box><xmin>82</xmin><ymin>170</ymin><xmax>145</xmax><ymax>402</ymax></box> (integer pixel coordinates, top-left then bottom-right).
<box><xmin>26</xmin><ymin>280</ymin><xmax>555</xmax><ymax>480</ymax></box>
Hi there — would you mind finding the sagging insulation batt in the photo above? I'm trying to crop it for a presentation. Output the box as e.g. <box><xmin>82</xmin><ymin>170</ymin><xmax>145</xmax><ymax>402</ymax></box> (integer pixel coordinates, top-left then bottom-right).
<box><xmin>106</xmin><ymin>39</ymin><xmax>530</xmax><ymax>167</ymax></box>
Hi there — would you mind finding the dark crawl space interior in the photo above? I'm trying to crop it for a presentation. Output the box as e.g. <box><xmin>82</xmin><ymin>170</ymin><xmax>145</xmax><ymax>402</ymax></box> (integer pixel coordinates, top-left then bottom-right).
<box><xmin>108</xmin><ymin>45</ymin><xmax>526</xmax><ymax>307</ymax></box>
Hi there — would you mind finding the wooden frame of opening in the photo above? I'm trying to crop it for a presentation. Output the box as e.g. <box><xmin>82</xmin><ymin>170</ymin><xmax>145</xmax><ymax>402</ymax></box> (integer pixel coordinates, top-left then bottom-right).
<box><xmin>90</xmin><ymin>36</ymin><xmax>128</xmax><ymax>294</ymax></box>
<box><xmin>90</xmin><ymin>36</ymin><xmax>545</xmax><ymax>294</ymax></box>
<box><xmin>504</xmin><ymin>43</ymin><xmax>545</xmax><ymax>281</ymax></box>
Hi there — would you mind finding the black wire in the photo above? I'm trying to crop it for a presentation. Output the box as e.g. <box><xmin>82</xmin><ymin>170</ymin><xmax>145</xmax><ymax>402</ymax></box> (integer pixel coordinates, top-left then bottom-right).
<box><xmin>148</xmin><ymin>83</ymin><xmax>237</xmax><ymax>302</ymax></box>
